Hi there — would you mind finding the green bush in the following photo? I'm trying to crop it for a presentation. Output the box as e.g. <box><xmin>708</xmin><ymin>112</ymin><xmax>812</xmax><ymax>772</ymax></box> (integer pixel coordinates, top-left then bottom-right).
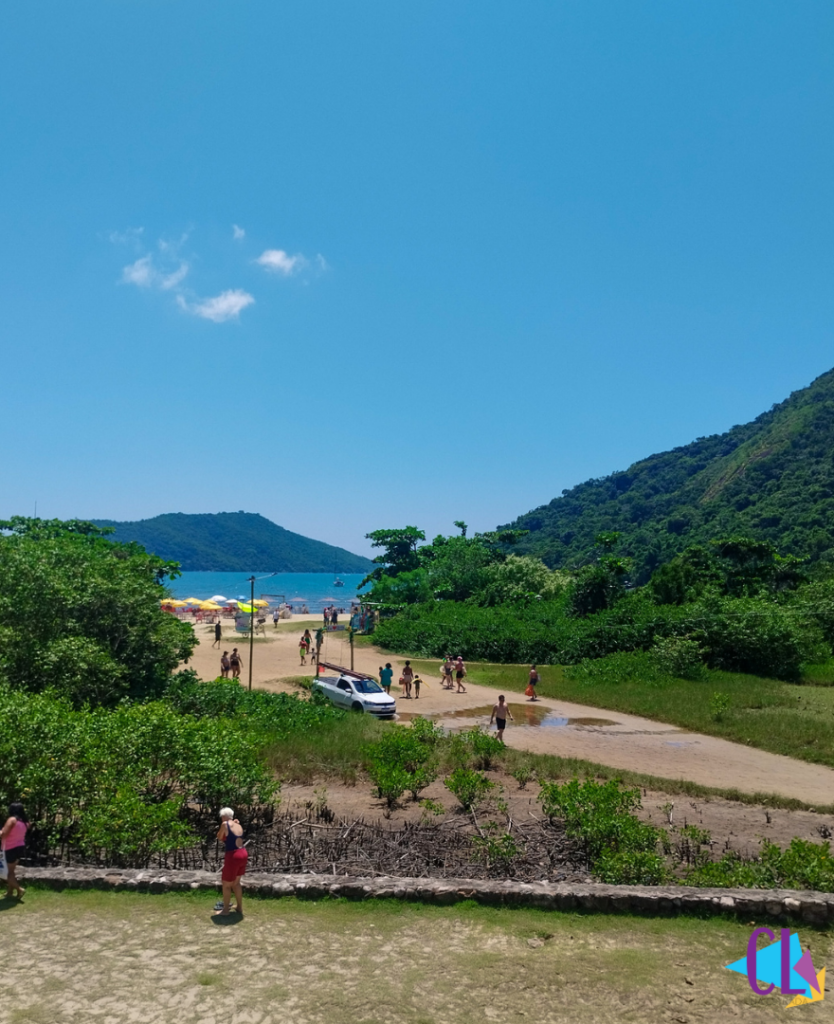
<box><xmin>444</xmin><ymin>767</ymin><xmax>494</xmax><ymax>810</ymax></box>
<box><xmin>164</xmin><ymin>672</ymin><xmax>346</xmax><ymax>737</ymax></box>
<box><xmin>463</xmin><ymin>727</ymin><xmax>505</xmax><ymax>771</ymax></box>
<box><xmin>364</xmin><ymin>725</ymin><xmax>438</xmax><ymax>806</ymax></box>
<box><xmin>0</xmin><ymin>685</ymin><xmax>277</xmax><ymax>863</ymax></box>
<box><xmin>0</xmin><ymin>519</ymin><xmax>194</xmax><ymax>705</ymax></box>
<box><xmin>374</xmin><ymin>591</ymin><xmax>821</xmax><ymax>680</ymax></box>
<box><xmin>686</xmin><ymin>838</ymin><xmax>834</xmax><ymax>892</ymax></box>
<box><xmin>709</xmin><ymin>691</ymin><xmax>731</xmax><ymax>721</ymax></box>
<box><xmin>538</xmin><ymin>778</ymin><xmax>663</xmax><ymax>881</ymax></box>
<box><xmin>650</xmin><ymin>636</ymin><xmax>705</xmax><ymax>680</ymax></box>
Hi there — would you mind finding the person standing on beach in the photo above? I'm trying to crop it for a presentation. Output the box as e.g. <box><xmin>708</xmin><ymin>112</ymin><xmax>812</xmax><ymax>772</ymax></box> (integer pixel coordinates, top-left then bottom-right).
<box><xmin>380</xmin><ymin>663</ymin><xmax>394</xmax><ymax>695</ymax></box>
<box><xmin>230</xmin><ymin>648</ymin><xmax>242</xmax><ymax>678</ymax></box>
<box><xmin>214</xmin><ymin>807</ymin><xmax>247</xmax><ymax>917</ymax></box>
<box><xmin>489</xmin><ymin>695</ymin><xmax>514</xmax><ymax>744</ymax></box>
<box><xmin>220</xmin><ymin>651</ymin><xmax>231</xmax><ymax>678</ymax></box>
<box><xmin>331</xmin><ymin>608</ymin><xmax>339</xmax><ymax>629</ymax></box>
<box><xmin>454</xmin><ymin>656</ymin><xmax>467</xmax><ymax>693</ymax></box>
<box><xmin>441</xmin><ymin>656</ymin><xmax>453</xmax><ymax>689</ymax></box>
<box><xmin>401</xmin><ymin>660</ymin><xmax>414</xmax><ymax>698</ymax></box>
<box><xmin>212</xmin><ymin>621</ymin><xmax>222</xmax><ymax>648</ymax></box>
<box><xmin>1</xmin><ymin>802</ymin><xmax>28</xmax><ymax>900</ymax></box>
<box><xmin>527</xmin><ymin>664</ymin><xmax>540</xmax><ymax>702</ymax></box>
<box><xmin>299</xmin><ymin>635</ymin><xmax>308</xmax><ymax>665</ymax></box>
<box><xmin>273</xmin><ymin>607</ymin><xmax>280</xmax><ymax>629</ymax></box>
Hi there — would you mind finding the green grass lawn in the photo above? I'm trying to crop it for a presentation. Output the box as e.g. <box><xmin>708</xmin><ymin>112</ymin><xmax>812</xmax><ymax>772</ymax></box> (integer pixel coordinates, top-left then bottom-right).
<box><xmin>5</xmin><ymin>889</ymin><xmax>831</xmax><ymax>1023</ymax></box>
<box><xmin>410</xmin><ymin>657</ymin><xmax>834</xmax><ymax>771</ymax></box>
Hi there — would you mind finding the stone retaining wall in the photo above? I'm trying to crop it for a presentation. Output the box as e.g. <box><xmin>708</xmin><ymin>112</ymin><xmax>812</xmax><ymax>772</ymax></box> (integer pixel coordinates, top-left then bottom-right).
<box><xmin>21</xmin><ymin>866</ymin><xmax>834</xmax><ymax>925</ymax></box>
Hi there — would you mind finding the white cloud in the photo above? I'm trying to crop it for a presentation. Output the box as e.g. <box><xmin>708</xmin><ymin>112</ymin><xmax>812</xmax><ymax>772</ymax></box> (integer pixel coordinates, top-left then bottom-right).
<box><xmin>121</xmin><ymin>255</ymin><xmax>155</xmax><ymax>287</ymax></box>
<box><xmin>109</xmin><ymin>227</ymin><xmax>144</xmax><ymax>245</ymax></box>
<box><xmin>160</xmin><ymin>263</ymin><xmax>189</xmax><ymax>290</ymax></box>
<box><xmin>233</xmin><ymin>224</ymin><xmax>245</xmax><ymax>240</ymax></box>
<box><xmin>255</xmin><ymin>248</ymin><xmax>306</xmax><ymax>275</ymax></box>
<box><xmin>315</xmin><ymin>253</ymin><xmax>329</xmax><ymax>272</ymax></box>
<box><xmin>121</xmin><ymin>255</ymin><xmax>189</xmax><ymax>290</ymax></box>
<box><xmin>178</xmin><ymin>289</ymin><xmax>255</xmax><ymax>322</ymax></box>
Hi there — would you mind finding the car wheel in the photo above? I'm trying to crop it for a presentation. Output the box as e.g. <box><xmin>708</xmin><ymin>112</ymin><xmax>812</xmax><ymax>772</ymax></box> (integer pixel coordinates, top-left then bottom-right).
<box><xmin>351</xmin><ymin>701</ymin><xmax>364</xmax><ymax>713</ymax></box>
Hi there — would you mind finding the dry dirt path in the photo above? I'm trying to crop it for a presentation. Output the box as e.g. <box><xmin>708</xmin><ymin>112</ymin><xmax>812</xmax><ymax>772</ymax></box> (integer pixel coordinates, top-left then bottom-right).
<box><xmin>3</xmin><ymin>890</ymin><xmax>830</xmax><ymax>1024</ymax></box>
<box><xmin>185</xmin><ymin>621</ymin><xmax>834</xmax><ymax>806</ymax></box>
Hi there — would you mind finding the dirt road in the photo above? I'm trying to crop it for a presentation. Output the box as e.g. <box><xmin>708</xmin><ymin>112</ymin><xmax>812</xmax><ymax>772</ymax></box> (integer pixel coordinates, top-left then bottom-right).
<box><xmin>186</xmin><ymin>620</ymin><xmax>834</xmax><ymax>806</ymax></box>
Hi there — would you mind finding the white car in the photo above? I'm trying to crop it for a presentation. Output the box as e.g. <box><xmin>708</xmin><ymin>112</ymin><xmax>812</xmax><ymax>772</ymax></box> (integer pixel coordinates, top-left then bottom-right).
<box><xmin>313</xmin><ymin>673</ymin><xmax>396</xmax><ymax>717</ymax></box>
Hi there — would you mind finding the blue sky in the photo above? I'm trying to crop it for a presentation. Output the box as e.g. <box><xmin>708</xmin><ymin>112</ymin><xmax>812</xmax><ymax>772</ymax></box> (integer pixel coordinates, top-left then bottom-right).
<box><xmin>1</xmin><ymin>2</ymin><xmax>832</xmax><ymax>556</ymax></box>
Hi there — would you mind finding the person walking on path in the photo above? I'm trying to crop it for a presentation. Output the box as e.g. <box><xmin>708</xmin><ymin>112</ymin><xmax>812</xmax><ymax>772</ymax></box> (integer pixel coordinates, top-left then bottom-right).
<box><xmin>380</xmin><ymin>662</ymin><xmax>394</xmax><ymax>695</ymax></box>
<box><xmin>230</xmin><ymin>648</ymin><xmax>243</xmax><ymax>679</ymax></box>
<box><xmin>441</xmin><ymin>656</ymin><xmax>454</xmax><ymax>689</ymax></box>
<box><xmin>220</xmin><ymin>651</ymin><xmax>231</xmax><ymax>678</ymax></box>
<box><xmin>214</xmin><ymin>807</ymin><xmax>247</xmax><ymax>917</ymax></box>
<box><xmin>413</xmin><ymin>675</ymin><xmax>422</xmax><ymax>699</ymax></box>
<box><xmin>526</xmin><ymin>664</ymin><xmax>540</xmax><ymax>702</ymax></box>
<box><xmin>490</xmin><ymin>695</ymin><xmax>514</xmax><ymax>744</ymax></box>
<box><xmin>454</xmin><ymin>656</ymin><xmax>467</xmax><ymax>693</ymax></box>
<box><xmin>299</xmin><ymin>635</ymin><xmax>308</xmax><ymax>665</ymax></box>
<box><xmin>401</xmin><ymin>660</ymin><xmax>414</xmax><ymax>699</ymax></box>
<box><xmin>212</xmin><ymin>621</ymin><xmax>222</xmax><ymax>648</ymax></box>
<box><xmin>1</xmin><ymin>802</ymin><xmax>28</xmax><ymax>900</ymax></box>
<box><xmin>273</xmin><ymin>607</ymin><xmax>280</xmax><ymax>629</ymax></box>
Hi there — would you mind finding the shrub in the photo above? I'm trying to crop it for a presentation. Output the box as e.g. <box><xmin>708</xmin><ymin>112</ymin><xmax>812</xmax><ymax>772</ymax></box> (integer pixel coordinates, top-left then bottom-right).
<box><xmin>511</xmin><ymin>764</ymin><xmax>534</xmax><ymax>789</ymax></box>
<box><xmin>649</xmin><ymin>636</ymin><xmax>705</xmax><ymax>680</ymax></box>
<box><xmin>444</xmin><ymin>767</ymin><xmax>494</xmax><ymax>810</ymax></box>
<box><xmin>709</xmin><ymin>692</ymin><xmax>731</xmax><ymax>721</ymax></box>
<box><xmin>686</xmin><ymin>838</ymin><xmax>834</xmax><ymax>892</ymax></box>
<box><xmin>538</xmin><ymin>778</ymin><xmax>662</xmax><ymax>880</ymax></box>
<box><xmin>463</xmin><ymin>727</ymin><xmax>505</xmax><ymax>771</ymax></box>
<box><xmin>364</xmin><ymin>726</ymin><xmax>438</xmax><ymax>806</ymax></box>
<box><xmin>0</xmin><ymin>684</ymin><xmax>277</xmax><ymax>863</ymax></box>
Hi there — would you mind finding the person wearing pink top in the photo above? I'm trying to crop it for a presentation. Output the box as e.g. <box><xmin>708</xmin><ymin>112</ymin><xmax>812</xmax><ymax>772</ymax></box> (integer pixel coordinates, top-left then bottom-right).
<box><xmin>1</xmin><ymin>802</ymin><xmax>28</xmax><ymax>900</ymax></box>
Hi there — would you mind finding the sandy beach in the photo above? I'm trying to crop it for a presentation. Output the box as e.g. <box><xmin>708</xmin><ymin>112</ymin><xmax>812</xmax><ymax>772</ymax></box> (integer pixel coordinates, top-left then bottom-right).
<box><xmin>184</xmin><ymin>618</ymin><xmax>834</xmax><ymax>806</ymax></box>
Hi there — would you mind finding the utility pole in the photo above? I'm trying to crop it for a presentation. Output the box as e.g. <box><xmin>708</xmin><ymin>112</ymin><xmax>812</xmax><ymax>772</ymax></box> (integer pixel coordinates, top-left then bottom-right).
<box><xmin>247</xmin><ymin>572</ymin><xmax>277</xmax><ymax>693</ymax></box>
<box><xmin>248</xmin><ymin>575</ymin><xmax>255</xmax><ymax>692</ymax></box>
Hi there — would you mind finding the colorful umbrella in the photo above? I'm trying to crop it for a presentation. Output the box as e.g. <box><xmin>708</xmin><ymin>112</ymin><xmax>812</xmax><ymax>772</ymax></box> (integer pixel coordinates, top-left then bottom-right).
<box><xmin>199</xmin><ymin>601</ymin><xmax>222</xmax><ymax>610</ymax></box>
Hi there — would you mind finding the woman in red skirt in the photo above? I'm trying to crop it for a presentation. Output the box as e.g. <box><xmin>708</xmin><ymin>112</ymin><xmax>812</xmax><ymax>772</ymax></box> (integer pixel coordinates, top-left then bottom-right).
<box><xmin>214</xmin><ymin>807</ymin><xmax>247</xmax><ymax>916</ymax></box>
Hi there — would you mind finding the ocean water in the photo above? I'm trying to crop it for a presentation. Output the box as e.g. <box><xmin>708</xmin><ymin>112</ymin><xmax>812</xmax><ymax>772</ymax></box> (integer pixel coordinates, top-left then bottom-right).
<box><xmin>167</xmin><ymin>572</ymin><xmax>366</xmax><ymax>610</ymax></box>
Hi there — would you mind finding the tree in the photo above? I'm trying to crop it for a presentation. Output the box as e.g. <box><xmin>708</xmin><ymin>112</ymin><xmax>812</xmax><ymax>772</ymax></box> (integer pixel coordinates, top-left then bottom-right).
<box><xmin>361</xmin><ymin>527</ymin><xmax>426</xmax><ymax>587</ymax></box>
<box><xmin>0</xmin><ymin>518</ymin><xmax>194</xmax><ymax>705</ymax></box>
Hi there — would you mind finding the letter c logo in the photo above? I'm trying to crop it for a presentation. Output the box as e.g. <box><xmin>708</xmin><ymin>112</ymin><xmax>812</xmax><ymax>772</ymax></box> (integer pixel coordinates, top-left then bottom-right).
<box><xmin>747</xmin><ymin>928</ymin><xmax>775</xmax><ymax>996</ymax></box>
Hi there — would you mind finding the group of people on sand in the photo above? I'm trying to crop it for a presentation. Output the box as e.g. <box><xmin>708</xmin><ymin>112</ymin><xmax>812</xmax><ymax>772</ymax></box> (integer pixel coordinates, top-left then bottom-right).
<box><xmin>379</xmin><ymin>661</ymin><xmax>423</xmax><ymax>698</ymax></box>
<box><xmin>219</xmin><ymin>648</ymin><xmax>243</xmax><ymax>678</ymax></box>
<box><xmin>298</xmin><ymin>629</ymin><xmax>314</xmax><ymax>665</ymax></box>
<box><xmin>440</xmin><ymin>655</ymin><xmax>467</xmax><ymax>692</ymax></box>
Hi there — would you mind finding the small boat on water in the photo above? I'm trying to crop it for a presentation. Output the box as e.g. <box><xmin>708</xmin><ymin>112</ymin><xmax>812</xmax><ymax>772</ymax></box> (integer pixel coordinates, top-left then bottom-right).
<box><xmin>333</xmin><ymin>577</ymin><xmax>344</xmax><ymax>587</ymax></box>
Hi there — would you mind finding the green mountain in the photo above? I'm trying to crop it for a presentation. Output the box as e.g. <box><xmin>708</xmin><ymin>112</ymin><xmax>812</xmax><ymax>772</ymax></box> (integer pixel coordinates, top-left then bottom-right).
<box><xmin>92</xmin><ymin>512</ymin><xmax>374</xmax><ymax>573</ymax></box>
<box><xmin>504</xmin><ymin>367</ymin><xmax>834</xmax><ymax>582</ymax></box>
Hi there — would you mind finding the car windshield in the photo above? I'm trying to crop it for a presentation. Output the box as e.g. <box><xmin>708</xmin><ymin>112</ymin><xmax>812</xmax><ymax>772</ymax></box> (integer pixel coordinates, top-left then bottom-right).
<box><xmin>350</xmin><ymin>678</ymin><xmax>383</xmax><ymax>694</ymax></box>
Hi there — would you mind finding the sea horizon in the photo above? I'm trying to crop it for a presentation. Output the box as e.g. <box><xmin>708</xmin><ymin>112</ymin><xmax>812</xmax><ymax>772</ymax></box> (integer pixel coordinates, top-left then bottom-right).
<box><xmin>166</xmin><ymin>571</ymin><xmax>366</xmax><ymax>610</ymax></box>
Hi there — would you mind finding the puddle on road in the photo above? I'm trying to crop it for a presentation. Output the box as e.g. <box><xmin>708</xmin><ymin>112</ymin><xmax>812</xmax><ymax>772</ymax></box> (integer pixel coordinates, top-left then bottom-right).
<box><xmin>398</xmin><ymin>703</ymin><xmax>618</xmax><ymax>729</ymax></box>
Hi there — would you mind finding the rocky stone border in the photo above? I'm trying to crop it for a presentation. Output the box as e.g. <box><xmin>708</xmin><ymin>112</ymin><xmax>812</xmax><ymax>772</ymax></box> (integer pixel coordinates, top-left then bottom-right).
<box><xmin>20</xmin><ymin>866</ymin><xmax>834</xmax><ymax>925</ymax></box>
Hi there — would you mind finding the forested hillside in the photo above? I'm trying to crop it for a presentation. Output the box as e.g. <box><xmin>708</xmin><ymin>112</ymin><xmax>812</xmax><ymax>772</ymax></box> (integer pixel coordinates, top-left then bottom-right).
<box><xmin>92</xmin><ymin>512</ymin><xmax>373</xmax><ymax>573</ymax></box>
<box><xmin>504</xmin><ymin>367</ymin><xmax>834</xmax><ymax>581</ymax></box>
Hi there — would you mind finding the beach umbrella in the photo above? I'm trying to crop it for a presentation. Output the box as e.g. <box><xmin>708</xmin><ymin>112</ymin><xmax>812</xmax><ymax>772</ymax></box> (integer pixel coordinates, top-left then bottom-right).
<box><xmin>183</xmin><ymin>597</ymin><xmax>203</xmax><ymax>604</ymax></box>
<box><xmin>161</xmin><ymin>599</ymin><xmax>187</xmax><ymax>607</ymax></box>
<box><xmin>199</xmin><ymin>601</ymin><xmax>222</xmax><ymax>610</ymax></box>
<box><xmin>252</xmin><ymin>599</ymin><xmax>269</xmax><ymax>607</ymax></box>
<box><xmin>209</xmin><ymin>594</ymin><xmax>228</xmax><ymax>603</ymax></box>
<box><xmin>237</xmin><ymin>601</ymin><xmax>256</xmax><ymax>613</ymax></box>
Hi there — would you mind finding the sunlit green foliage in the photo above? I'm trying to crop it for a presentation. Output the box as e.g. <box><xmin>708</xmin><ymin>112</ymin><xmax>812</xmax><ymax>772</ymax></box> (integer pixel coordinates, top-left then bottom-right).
<box><xmin>505</xmin><ymin>367</ymin><xmax>834</xmax><ymax>581</ymax></box>
<box><xmin>0</xmin><ymin>517</ymin><xmax>193</xmax><ymax>705</ymax></box>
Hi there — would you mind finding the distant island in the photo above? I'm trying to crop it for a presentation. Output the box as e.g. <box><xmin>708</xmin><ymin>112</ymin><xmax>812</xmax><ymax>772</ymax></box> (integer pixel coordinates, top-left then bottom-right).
<box><xmin>92</xmin><ymin>512</ymin><xmax>374</xmax><ymax>573</ymax></box>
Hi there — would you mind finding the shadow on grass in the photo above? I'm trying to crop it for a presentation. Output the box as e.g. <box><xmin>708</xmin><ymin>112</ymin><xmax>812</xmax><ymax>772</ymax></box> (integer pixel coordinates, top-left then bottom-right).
<box><xmin>210</xmin><ymin>910</ymin><xmax>244</xmax><ymax>926</ymax></box>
